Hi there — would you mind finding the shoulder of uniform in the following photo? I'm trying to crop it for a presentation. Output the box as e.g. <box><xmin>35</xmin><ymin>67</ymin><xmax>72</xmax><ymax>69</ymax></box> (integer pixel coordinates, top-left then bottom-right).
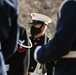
<box><xmin>59</xmin><ymin>0</ymin><xmax>76</xmax><ymax>19</ymax></box>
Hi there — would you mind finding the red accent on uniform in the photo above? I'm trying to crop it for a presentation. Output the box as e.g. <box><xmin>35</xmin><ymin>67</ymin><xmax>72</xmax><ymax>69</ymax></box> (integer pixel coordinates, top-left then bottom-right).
<box><xmin>17</xmin><ymin>48</ymin><xmax>26</xmax><ymax>53</ymax></box>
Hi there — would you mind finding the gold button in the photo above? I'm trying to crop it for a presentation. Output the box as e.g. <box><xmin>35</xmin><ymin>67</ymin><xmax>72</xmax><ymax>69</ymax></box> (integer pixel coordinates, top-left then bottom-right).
<box><xmin>31</xmin><ymin>67</ymin><xmax>33</xmax><ymax>69</ymax></box>
<box><xmin>34</xmin><ymin>42</ymin><xmax>37</xmax><ymax>45</ymax></box>
<box><xmin>38</xmin><ymin>38</ymin><xmax>40</xmax><ymax>40</ymax></box>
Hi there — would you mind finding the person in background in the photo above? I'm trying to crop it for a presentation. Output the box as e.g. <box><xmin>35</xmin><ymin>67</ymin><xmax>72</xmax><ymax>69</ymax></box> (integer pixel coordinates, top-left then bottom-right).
<box><xmin>34</xmin><ymin>1</ymin><xmax>76</xmax><ymax>75</ymax></box>
<box><xmin>5</xmin><ymin>26</ymin><xmax>31</xmax><ymax>75</ymax></box>
<box><xmin>28</xmin><ymin>13</ymin><xmax>53</xmax><ymax>75</ymax></box>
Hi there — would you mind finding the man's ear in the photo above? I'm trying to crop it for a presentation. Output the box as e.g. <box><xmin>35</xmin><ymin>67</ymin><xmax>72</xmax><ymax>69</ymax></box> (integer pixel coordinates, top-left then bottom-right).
<box><xmin>41</xmin><ymin>25</ymin><xmax>47</xmax><ymax>31</ymax></box>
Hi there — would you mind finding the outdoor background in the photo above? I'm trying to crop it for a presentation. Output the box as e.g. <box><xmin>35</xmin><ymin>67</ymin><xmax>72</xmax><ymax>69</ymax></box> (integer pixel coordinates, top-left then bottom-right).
<box><xmin>18</xmin><ymin>0</ymin><xmax>63</xmax><ymax>38</ymax></box>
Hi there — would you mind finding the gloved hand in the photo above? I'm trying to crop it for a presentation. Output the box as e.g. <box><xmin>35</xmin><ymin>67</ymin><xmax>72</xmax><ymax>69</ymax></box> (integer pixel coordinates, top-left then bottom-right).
<box><xmin>34</xmin><ymin>46</ymin><xmax>42</xmax><ymax>62</ymax></box>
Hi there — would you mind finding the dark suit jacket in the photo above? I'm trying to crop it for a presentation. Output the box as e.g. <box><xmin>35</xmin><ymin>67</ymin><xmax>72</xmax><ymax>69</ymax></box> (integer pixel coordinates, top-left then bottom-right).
<box><xmin>1</xmin><ymin>0</ymin><xmax>19</xmax><ymax>60</ymax></box>
<box><xmin>36</xmin><ymin>1</ymin><xmax>76</xmax><ymax>75</ymax></box>
<box><xmin>0</xmin><ymin>0</ymin><xmax>19</xmax><ymax>75</ymax></box>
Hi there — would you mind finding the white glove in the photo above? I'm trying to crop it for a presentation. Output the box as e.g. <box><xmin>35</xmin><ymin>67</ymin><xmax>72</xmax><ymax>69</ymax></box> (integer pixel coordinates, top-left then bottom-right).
<box><xmin>34</xmin><ymin>46</ymin><xmax>41</xmax><ymax>63</ymax></box>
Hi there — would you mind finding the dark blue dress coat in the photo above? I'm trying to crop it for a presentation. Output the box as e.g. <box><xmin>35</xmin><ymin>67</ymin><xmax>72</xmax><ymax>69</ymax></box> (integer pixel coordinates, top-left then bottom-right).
<box><xmin>36</xmin><ymin>1</ymin><xmax>76</xmax><ymax>75</ymax></box>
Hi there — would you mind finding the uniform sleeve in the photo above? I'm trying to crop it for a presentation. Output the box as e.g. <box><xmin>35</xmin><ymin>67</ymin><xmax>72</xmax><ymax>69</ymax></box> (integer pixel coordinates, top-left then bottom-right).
<box><xmin>0</xmin><ymin>2</ymin><xmax>9</xmax><ymax>41</ymax></box>
<box><xmin>1</xmin><ymin>0</ymin><xmax>20</xmax><ymax>60</ymax></box>
<box><xmin>36</xmin><ymin>1</ymin><xmax>76</xmax><ymax>63</ymax></box>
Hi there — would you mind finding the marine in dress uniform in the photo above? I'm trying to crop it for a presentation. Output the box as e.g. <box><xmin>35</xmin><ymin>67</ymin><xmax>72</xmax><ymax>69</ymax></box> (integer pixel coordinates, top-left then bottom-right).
<box><xmin>34</xmin><ymin>0</ymin><xmax>76</xmax><ymax>75</ymax></box>
<box><xmin>0</xmin><ymin>0</ymin><xmax>19</xmax><ymax>75</ymax></box>
<box><xmin>5</xmin><ymin>26</ymin><xmax>31</xmax><ymax>75</ymax></box>
<box><xmin>28</xmin><ymin>13</ymin><xmax>53</xmax><ymax>75</ymax></box>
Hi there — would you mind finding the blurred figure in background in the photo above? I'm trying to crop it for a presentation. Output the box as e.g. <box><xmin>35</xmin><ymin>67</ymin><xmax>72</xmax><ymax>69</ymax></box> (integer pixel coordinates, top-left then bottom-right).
<box><xmin>28</xmin><ymin>13</ymin><xmax>53</xmax><ymax>75</ymax></box>
<box><xmin>5</xmin><ymin>25</ymin><xmax>32</xmax><ymax>75</ymax></box>
<box><xmin>0</xmin><ymin>0</ymin><xmax>19</xmax><ymax>75</ymax></box>
<box><xmin>34</xmin><ymin>1</ymin><xmax>76</xmax><ymax>75</ymax></box>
